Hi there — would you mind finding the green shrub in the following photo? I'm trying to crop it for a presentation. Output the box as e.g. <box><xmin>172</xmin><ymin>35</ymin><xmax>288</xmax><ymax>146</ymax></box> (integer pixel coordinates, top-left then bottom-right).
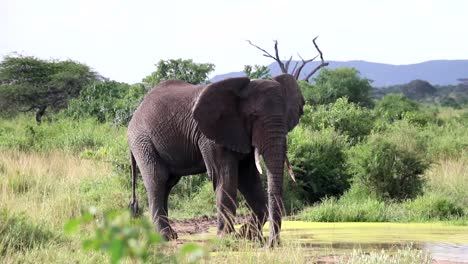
<box><xmin>403</xmin><ymin>193</ymin><xmax>465</xmax><ymax>221</ymax></box>
<box><xmin>287</xmin><ymin>127</ymin><xmax>350</xmax><ymax>204</ymax></box>
<box><xmin>65</xmin><ymin>81</ymin><xmax>145</xmax><ymax>126</ymax></box>
<box><xmin>402</xmin><ymin>110</ymin><xmax>439</xmax><ymax>127</ymax></box>
<box><xmin>347</xmin><ymin>134</ymin><xmax>429</xmax><ymax>201</ymax></box>
<box><xmin>65</xmin><ymin>208</ymin><xmax>205</xmax><ymax>264</ymax></box>
<box><xmin>301</xmin><ymin>98</ymin><xmax>374</xmax><ymax>143</ymax></box>
<box><xmin>375</xmin><ymin>94</ymin><xmax>419</xmax><ymax>123</ymax></box>
<box><xmin>0</xmin><ymin>209</ymin><xmax>55</xmax><ymax>255</ymax></box>
<box><xmin>300</xmin><ymin>68</ymin><xmax>374</xmax><ymax>107</ymax></box>
<box><xmin>297</xmin><ymin>196</ymin><xmax>390</xmax><ymax>222</ymax></box>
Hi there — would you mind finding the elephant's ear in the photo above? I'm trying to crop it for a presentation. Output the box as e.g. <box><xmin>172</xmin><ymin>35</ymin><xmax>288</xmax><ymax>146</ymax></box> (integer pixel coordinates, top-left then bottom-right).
<box><xmin>273</xmin><ymin>74</ymin><xmax>305</xmax><ymax>132</ymax></box>
<box><xmin>193</xmin><ymin>77</ymin><xmax>251</xmax><ymax>153</ymax></box>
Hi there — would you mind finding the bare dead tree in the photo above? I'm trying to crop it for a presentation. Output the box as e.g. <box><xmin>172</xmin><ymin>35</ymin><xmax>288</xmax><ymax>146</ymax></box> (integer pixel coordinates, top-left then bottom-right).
<box><xmin>247</xmin><ymin>36</ymin><xmax>329</xmax><ymax>82</ymax></box>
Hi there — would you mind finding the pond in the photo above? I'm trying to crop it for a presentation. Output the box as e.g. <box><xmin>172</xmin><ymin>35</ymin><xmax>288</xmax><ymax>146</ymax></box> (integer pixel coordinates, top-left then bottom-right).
<box><xmin>277</xmin><ymin>221</ymin><xmax>468</xmax><ymax>263</ymax></box>
<box><xmin>183</xmin><ymin>221</ymin><xmax>468</xmax><ymax>263</ymax></box>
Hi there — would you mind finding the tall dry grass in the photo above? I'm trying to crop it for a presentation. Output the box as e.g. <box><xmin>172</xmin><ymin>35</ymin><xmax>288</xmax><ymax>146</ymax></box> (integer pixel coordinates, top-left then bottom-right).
<box><xmin>425</xmin><ymin>158</ymin><xmax>468</xmax><ymax>208</ymax></box>
<box><xmin>0</xmin><ymin>150</ymin><xmax>123</xmax><ymax>229</ymax></box>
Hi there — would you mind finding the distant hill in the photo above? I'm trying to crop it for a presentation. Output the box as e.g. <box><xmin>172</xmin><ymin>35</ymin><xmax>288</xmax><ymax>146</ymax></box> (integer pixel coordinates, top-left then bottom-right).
<box><xmin>211</xmin><ymin>60</ymin><xmax>468</xmax><ymax>87</ymax></box>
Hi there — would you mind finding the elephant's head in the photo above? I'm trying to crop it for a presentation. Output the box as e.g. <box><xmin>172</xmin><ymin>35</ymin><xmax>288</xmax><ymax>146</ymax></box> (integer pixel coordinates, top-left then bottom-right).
<box><xmin>193</xmin><ymin>74</ymin><xmax>304</xmax><ymax>246</ymax></box>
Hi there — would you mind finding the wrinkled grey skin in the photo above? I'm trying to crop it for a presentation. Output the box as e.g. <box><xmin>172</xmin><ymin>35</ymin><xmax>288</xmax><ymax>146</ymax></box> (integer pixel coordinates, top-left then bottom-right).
<box><xmin>127</xmin><ymin>74</ymin><xmax>304</xmax><ymax>247</ymax></box>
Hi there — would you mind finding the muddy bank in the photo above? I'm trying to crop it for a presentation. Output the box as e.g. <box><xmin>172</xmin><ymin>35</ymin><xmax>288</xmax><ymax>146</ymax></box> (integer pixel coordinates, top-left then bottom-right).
<box><xmin>171</xmin><ymin>215</ymin><xmax>249</xmax><ymax>235</ymax></box>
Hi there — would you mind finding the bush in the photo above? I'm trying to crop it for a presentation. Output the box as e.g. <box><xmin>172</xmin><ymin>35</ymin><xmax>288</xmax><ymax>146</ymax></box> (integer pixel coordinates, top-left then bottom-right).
<box><xmin>287</xmin><ymin>127</ymin><xmax>350</xmax><ymax>204</ymax></box>
<box><xmin>65</xmin><ymin>81</ymin><xmax>145</xmax><ymax>126</ymax></box>
<box><xmin>404</xmin><ymin>193</ymin><xmax>465</xmax><ymax>221</ymax></box>
<box><xmin>65</xmin><ymin>208</ymin><xmax>205</xmax><ymax>264</ymax></box>
<box><xmin>301</xmin><ymin>97</ymin><xmax>374</xmax><ymax>143</ymax></box>
<box><xmin>374</xmin><ymin>94</ymin><xmax>419</xmax><ymax>123</ymax></box>
<box><xmin>300</xmin><ymin>68</ymin><xmax>374</xmax><ymax>107</ymax></box>
<box><xmin>347</xmin><ymin>134</ymin><xmax>429</xmax><ymax>201</ymax></box>
<box><xmin>402</xmin><ymin>109</ymin><xmax>440</xmax><ymax>127</ymax></box>
<box><xmin>297</xmin><ymin>196</ymin><xmax>390</xmax><ymax>222</ymax></box>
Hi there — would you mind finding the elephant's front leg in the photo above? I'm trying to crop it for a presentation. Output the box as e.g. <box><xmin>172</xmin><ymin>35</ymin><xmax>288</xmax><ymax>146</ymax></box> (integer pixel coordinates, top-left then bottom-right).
<box><xmin>201</xmin><ymin>145</ymin><xmax>239</xmax><ymax>236</ymax></box>
<box><xmin>237</xmin><ymin>157</ymin><xmax>268</xmax><ymax>242</ymax></box>
<box><xmin>213</xmin><ymin>172</ymin><xmax>238</xmax><ymax>235</ymax></box>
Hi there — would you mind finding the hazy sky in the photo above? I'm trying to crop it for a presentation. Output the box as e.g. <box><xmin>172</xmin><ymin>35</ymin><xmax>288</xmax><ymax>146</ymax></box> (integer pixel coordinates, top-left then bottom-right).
<box><xmin>1</xmin><ymin>0</ymin><xmax>467</xmax><ymax>84</ymax></box>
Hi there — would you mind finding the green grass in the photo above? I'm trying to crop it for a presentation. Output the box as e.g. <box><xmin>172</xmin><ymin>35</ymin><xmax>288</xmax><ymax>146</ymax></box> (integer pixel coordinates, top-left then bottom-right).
<box><xmin>0</xmin><ymin>209</ymin><xmax>55</xmax><ymax>256</ymax></box>
<box><xmin>340</xmin><ymin>247</ymin><xmax>432</xmax><ymax>264</ymax></box>
<box><xmin>1</xmin><ymin>107</ymin><xmax>467</xmax><ymax>263</ymax></box>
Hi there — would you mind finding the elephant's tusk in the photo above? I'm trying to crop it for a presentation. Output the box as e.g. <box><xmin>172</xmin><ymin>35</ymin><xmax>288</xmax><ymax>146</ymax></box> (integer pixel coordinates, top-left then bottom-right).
<box><xmin>254</xmin><ymin>148</ymin><xmax>263</xmax><ymax>175</ymax></box>
<box><xmin>285</xmin><ymin>156</ymin><xmax>296</xmax><ymax>183</ymax></box>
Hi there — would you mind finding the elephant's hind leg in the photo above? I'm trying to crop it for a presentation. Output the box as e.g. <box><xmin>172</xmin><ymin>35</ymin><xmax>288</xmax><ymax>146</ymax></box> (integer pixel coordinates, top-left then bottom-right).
<box><xmin>131</xmin><ymin>139</ymin><xmax>177</xmax><ymax>240</ymax></box>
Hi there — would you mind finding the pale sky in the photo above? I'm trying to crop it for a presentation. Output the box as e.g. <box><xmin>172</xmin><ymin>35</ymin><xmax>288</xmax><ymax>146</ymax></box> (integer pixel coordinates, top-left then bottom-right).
<box><xmin>1</xmin><ymin>0</ymin><xmax>467</xmax><ymax>84</ymax></box>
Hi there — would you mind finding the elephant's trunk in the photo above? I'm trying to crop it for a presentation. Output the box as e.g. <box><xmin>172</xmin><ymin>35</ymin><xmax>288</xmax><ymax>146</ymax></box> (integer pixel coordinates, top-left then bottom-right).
<box><xmin>263</xmin><ymin>139</ymin><xmax>286</xmax><ymax>247</ymax></box>
<box><xmin>257</xmin><ymin>116</ymin><xmax>287</xmax><ymax>247</ymax></box>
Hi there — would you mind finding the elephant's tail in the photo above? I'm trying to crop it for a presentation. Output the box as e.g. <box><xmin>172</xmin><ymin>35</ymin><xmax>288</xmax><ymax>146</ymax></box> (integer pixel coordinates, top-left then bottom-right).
<box><xmin>128</xmin><ymin>151</ymin><xmax>141</xmax><ymax>217</ymax></box>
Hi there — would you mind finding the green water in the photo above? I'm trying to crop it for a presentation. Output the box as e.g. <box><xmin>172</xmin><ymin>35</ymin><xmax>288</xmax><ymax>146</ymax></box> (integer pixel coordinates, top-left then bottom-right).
<box><xmin>188</xmin><ymin>221</ymin><xmax>468</xmax><ymax>262</ymax></box>
<box><xmin>277</xmin><ymin>221</ymin><xmax>468</xmax><ymax>262</ymax></box>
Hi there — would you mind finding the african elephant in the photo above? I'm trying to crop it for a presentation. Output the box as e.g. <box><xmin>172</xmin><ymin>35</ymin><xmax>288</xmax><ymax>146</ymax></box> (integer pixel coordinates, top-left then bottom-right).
<box><xmin>127</xmin><ymin>74</ymin><xmax>304</xmax><ymax>247</ymax></box>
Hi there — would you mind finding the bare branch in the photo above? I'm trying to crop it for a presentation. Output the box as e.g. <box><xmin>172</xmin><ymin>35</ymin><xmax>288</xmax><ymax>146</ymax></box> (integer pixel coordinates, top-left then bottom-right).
<box><xmin>293</xmin><ymin>53</ymin><xmax>318</xmax><ymax>80</ymax></box>
<box><xmin>246</xmin><ymin>40</ymin><xmax>277</xmax><ymax>60</ymax></box>
<box><xmin>247</xmin><ymin>36</ymin><xmax>328</xmax><ymax>81</ymax></box>
<box><xmin>273</xmin><ymin>40</ymin><xmax>286</xmax><ymax>73</ymax></box>
<box><xmin>303</xmin><ymin>36</ymin><xmax>329</xmax><ymax>81</ymax></box>
<box><xmin>246</xmin><ymin>40</ymin><xmax>287</xmax><ymax>74</ymax></box>
<box><xmin>291</xmin><ymin>61</ymin><xmax>299</xmax><ymax>76</ymax></box>
<box><xmin>284</xmin><ymin>55</ymin><xmax>293</xmax><ymax>73</ymax></box>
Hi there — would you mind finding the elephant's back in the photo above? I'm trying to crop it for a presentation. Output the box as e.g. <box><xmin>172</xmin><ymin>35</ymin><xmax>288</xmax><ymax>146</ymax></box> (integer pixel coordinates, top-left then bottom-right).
<box><xmin>130</xmin><ymin>80</ymin><xmax>203</xmax><ymax>129</ymax></box>
<box><xmin>128</xmin><ymin>80</ymin><xmax>206</xmax><ymax>172</ymax></box>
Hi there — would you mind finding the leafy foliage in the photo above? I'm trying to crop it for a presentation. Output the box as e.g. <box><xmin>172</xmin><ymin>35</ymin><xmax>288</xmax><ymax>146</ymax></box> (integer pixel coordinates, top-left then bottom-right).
<box><xmin>66</xmin><ymin>81</ymin><xmax>145</xmax><ymax>125</ymax></box>
<box><xmin>374</xmin><ymin>94</ymin><xmax>419</xmax><ymax>123</ymax></box>
<box><xmin>303</xmin><ymin>68</ymin><xmax>374</xmax><ymax>107</ymax></box>
<box><xmin>0</xmin><ymin>54</ymin><xmax>98</xmax><ymax>122</ymax></box>
<box><xmin>404</xmin><ymin>193</ymin><xmax>464</xmax><ymax>221</ymax></box>
<box><xmin>347</xmin><ymin>134</ymin><xmax>428</xmax><ymax>201</ymax></box>
<box><xmin>65</xmin><ymin>208</ymin><xmax>205</xmax><ymax>264</ymax></box>
<box><xmin>243</xmin><ymin>65</ymin><xmax>271</xmax><ymax>79</ymax></box>
<box><xmin>143</xmin><ymin>59</ymin><xmax>215</xmax><ymax>87</ymax></box>
<box><xmin>301</xmin><ymin>98</ymin><xmax>374</xmax><ymax>142</ymax></box>
<box><xmin>287</xmin><ymin>127</ymin><xmax>350</xmax><ymax>204</ymax></box>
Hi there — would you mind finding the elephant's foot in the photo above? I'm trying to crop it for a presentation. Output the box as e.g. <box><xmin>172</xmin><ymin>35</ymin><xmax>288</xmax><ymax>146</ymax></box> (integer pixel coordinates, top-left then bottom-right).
<box><xmin>216</xmin><ymin>224</ymin><xmax>236</xmax><ymax>237</ymax></box>
<box><xmin>160</xmin><ymin>226</ymin><xmax>178</xmax><ymax>241</ymax></box>
<box><xmin>128</xmin><ymin>199</ymin><xmax>141</xmax><ymax>218</ymax></box>
<box><xmin>268</xmin><ymin>235</ymin><xmax>281</xmax><ymax>248</ymax></box>
<box><xmin>238</xmin><ymin>223</ymin><xmax>265</xmax><ymax>243</ymax></box>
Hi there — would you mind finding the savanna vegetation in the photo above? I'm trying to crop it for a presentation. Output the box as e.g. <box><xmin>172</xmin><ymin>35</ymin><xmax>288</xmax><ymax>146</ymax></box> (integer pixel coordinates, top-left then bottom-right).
<box><xmin>1</xmin><ymin>54</ymin><xmax>467</xmax><ymax>263</ymax></box>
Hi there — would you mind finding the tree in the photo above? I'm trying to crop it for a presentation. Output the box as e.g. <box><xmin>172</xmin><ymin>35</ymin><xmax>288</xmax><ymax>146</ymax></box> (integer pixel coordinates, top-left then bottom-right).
<box><xmin>306</xmin><ymin>68</ymin><xmax>374</xmax><ymax>107</ymax></box>
<box><xmin>247</xmin><ymin>36</ymin><xmax>328</xmax><ymax>82</ymax></box>
<box><xmin>243</xmin><ymin>65</ymin><xmax>271</xmax><ymax>79</ymax></box>
<box><xmin>143</xmin><ymin>59</ymin><xmax>215</xmax><ymax>87</ymax></box>
<box><xmin>0</xmin><ymin>55</ymin><xmax>98</xmax><ymax>122</ymax></box>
